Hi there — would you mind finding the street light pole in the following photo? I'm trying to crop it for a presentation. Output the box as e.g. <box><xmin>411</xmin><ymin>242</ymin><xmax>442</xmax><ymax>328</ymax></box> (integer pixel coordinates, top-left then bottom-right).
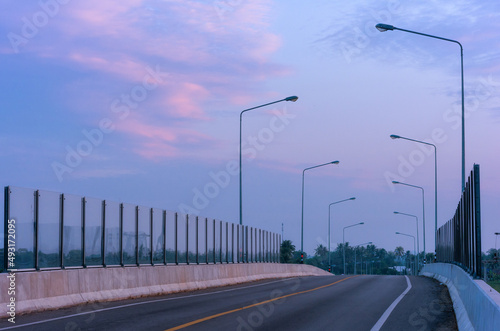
<box><xmin>239</xmin><ymin>96</ymin><xmax>298</xmax><ymax>225</ymax></box>
<box><xmin>301</xmin><ymin>160</ymin><xmax>339</xmax><ymax>263</ymax></box>
<box><xmin>390</xmin><ymin>135</ymin><xmax>437</xmax><ymax>260</ymax></box>
<box><xmin>394</xmin><ymin>211</ymin><xmax>420</xmax><ymax>270</ymax></box>
<box><xmin>343</xmin><ymin>222</ymin><xmax>364</xmax><ymax>274</ymax></box>
<box><xmin>328</xmin><ymin>197</ymin><xmax>356</xmax><ymax>272</ymax></box>
<box><xmin>393</xmin><ymin>180</ymin><xmax>426</xmax><ymax>264</ymax></box>
<box><xmin>377</xmin><ymin>23</ymin><xmax>465</xmax><ymax>192</ymax></box>
<box><xmin>396</xmin><ymin>232</ymin><xmax>416</xmax><ymax>275</ymax></box>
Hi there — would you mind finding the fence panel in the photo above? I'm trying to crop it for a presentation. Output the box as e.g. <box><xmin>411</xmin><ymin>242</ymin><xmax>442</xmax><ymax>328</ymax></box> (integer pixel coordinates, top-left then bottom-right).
<box><xmin>138</xmin><ymin>206</ymin><xmax>151</xmax><ymax>265</ymax></box>
<box><xmin>121</xmin><ymin>203</ymin><xmax>136</xmax><ymax>265</ymax></box>
<box><xmin>63</xmin><ymin>194</ymin><xmax>83</xmax><ymax>267</ymax></box>
<box><xmin>436</xmin><ymin>164</ymin><xmax>481</xmax><ymax>277</ymax></box>
<box><xmin>187</xmin><ymin>215</ymin><xmax>197</xmax><ymax>264</ymax></box>
<box><xmin>37</xmin><ymin>190</ymin><xmax>61</xmax><ymax>269</ymax></box>
<box><xmin>3</xmin><ymin>186</ymin><xmax>281</xmax><ymax>272</ymax></box>
<box><xmin>104</xmin><ymin>201</ymin><xmax>120</xmax><ymax>266</ymax></box>
<box><xmin>152</xmin><ymin>208</ymin><xmax>164</xmax><ymax>265</ymax></box>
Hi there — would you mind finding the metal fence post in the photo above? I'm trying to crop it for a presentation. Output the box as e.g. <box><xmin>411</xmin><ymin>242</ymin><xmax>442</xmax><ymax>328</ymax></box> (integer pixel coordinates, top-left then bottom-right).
<box><xmin>163</xmin><ymin>210</ymin><xmax>167</xmax><ymax>265</ymax></box>
<box><xmin>135</xmin><ymin>206</ymin><xmax>139</xmax><ymax>266</ymax></box>
<box><xmin>60</xmin><ymin>194</ymin><xmax>64</xmax><ymax>269</ymax></box>
<box><xmin>196</xmin><ymin>216</ymin><xmax>199</xmax><ymax>265</ymax></box>
<box><xmin>102</xmin><ymin>200</ymin><xmax>106</xmax><ymax>267</ymax></box>
<box><xmin>3</xmin><ymin>187</ymin><xmax>10</xmax><ymax>271</ymax></box>
<box><xmin>119</xmin><ymin>203</ymin><xmax>123</xmax><ymax>267</ymax></box>
<box><xmin>150</xmin><ymin>208</ymin><xmax>154</xmax><ymax>266</ymax></box>
<box><xmin>175</xmin><ymin>212</ymin><xmax>178</xmax><ymax>265</ymax></box>
<box><xmin>186</xmin><ymin>214</ymin><xmax>189</xmax><ymax>265</ymax></box>
<box><xmin>82</xmin><ymin>197</ymin><xmax>86</xmax><ymax>268</ymax></box>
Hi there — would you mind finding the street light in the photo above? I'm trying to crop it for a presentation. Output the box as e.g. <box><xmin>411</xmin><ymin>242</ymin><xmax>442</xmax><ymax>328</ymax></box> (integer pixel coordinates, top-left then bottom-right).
<box><xmin>390</xmin><ymin>134</ymin><xmax>437</xmax><ymax>258</ymax></box>
<box><xmin>354</xmin><ymin>241</ymin><xmax>372</xmax><ymax>275</ymax></box>
<box><xmin>396</xmin><ymin>232</ymin><xmax>417</xmax><ymax>275</ymax></box>
<box><xmin>300</xmin><ymin>160</ymin><xmax>340</xmax><ymax>263</ymax></box>
<box><xmin>378</xmin><ymin>23</ymin><xmax>465</xmax><ymax>191</ymax></box>
<box><xmin>394</xmin><ymin>211</ymin><xmax>420</xmax><ymax>270</ymax></box>
<box><xmin>343</xmin><ymin>222</ymin><xmax>364</xmax><ymax>274</ymax></box>
<box><xmin>495</xmin><ymin>232</ymin><xmax>500</xmax><ymax>250</ymax></box>
<box><xmin>328</xmin><ymin>197</ymin><xmax>356</xmax><ymax>272</ymax></box>
<box><xmin>393</xmin><ymin>180</ymin><xmax>426</xmax><ymax>264</ymax></box>
<box><xmin>239</xmin><ymin>96</ymin><xmax>298</xmax><ymax>225</ymax></box>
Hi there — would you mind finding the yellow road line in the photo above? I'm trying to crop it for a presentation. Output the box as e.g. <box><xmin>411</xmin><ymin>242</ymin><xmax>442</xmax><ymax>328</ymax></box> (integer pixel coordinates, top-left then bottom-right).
<box><xmin>165</xmin><ymin>275</ymin><xmax>359</xmax><ymax>331</ymax></box>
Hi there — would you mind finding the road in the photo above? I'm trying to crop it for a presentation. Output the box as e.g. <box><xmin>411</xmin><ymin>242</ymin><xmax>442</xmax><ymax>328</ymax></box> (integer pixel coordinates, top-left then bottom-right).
<box><xmin>0</xmin><ymin>275</ymin><xmax>457</xmax><ymax>330</ymax></box>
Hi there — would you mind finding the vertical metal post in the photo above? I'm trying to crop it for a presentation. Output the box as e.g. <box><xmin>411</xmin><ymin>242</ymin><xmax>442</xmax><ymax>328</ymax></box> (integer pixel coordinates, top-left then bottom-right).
<box><xmin>102</xmin><ymin>200</ymin><xmax>106</xmax><ymax>267</ymax></box>
<box><xmin>213</xmin><ymin>219</ymin><xmax>216</xmax><ymax>264</ymax></box>
<box><xmin>245</xmin><ymin>226</ymin><xmax>249</xmax><ymax>263</ymax></box>
<box><xmin>135</xmin><ymin>206</ymin><xmax>139</xmax><ymax>266</ymax></box>
<box><xmin>231</xmin><ymin>223</ymin><xmax>234</xmax><ymax>263</ymax></box>
<box><xmin>82</xmin><ymin>197</ymin><xmax>86</xmax><ymax>268</ymax></box>
<box><xmin>250</xmin><ymin>227</ymin><xmax>253</xmax><ymax>263</ymax></box>
<box><xmin>226</xmin><ymin>222</ymin><xmax>229</xmax><ymax>263</ymax></box>
<box><xmin>196</xmin><ymin>216</ymin><xmax>199</xmax><ymax>265</ymax></box>
<box><xmin>60</xmin><ymin>194</ymin><xmax>64</xmax><ymax>269</ymax></box>
<box><xmin>219</xmin><ymin>221</ymin><xmax>223</xmax><ymax>263</ymax></box>
<box><xmin>174</xmin><ymin>213</ymin><xmax>178</xmax><ymax>265</ymax></box>
<box><xmin>119</xmin><ymin>203</ymin><xmax>123</xmax><ymax>267</ymax></box>
<box><xmin>186</xmin><ymin>214</ymin><xmax>189</xmax><ymax>265</ymax></box>
<box><xmin>150</xmin><ymin>208</ymin><xmax>153</xmax><ymax>266</ymax></box>
<box><xmin>34</xmin><ymin>190</ymin><xmax>39</xmax><ymax>270</ymax></box>
<box><xmin>205</xmin><ymin>218</ymin><xmax>208</xmax><ymax>264</ymax></box>
<box><xmin>163</xmin><ymin>210</ymin><xmax>166</xmax><ymax>265</ymax></box>
<box><xmin>236</xmin><ymin>224</ymin><xmax>240</xmax><ymax>263</ymax></box>
<box><xmin>4</xmin><ymin>187</ymin><xmax>10</xmax><ymax>271</ymax></box>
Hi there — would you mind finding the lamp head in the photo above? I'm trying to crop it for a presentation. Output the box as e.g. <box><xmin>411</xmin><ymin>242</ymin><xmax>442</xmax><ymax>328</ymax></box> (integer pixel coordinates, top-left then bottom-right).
<box><xmin>349</xmin><ymin>197</ymin><xmax>356</xmax><ymax>200</ymax></box>
<box><xmin>495</xmin><ymin>232</ymin><xmax>500</xmax><ymax>235</ymax></box>
<box><xmin>394</xmin><ymin>211</ymin><xmax>399</xmax><ymax>214</ymax></box>
<box><xmin>392</xmin><ymin>181</ymin><xmax>400</xmax><ymax>184</ymax></box>
<box><xmin>376</xmin><ymin>23</ymin><xmax>394</xmax><ymax>32</ymax></box>
<box><xmin>390</xmin><ymin>134</ymin><xmax>401</xmax><ymax>140</ymax></box>
<box><xmin>285</xmin><ymin>96</ymin><xmax>299</xmax><ymax>102</ymax></box>
<box><xmin>331</xmin><ymin>160</ymin><xmax>340</xmax><ymax>165</ymax></box>
<box><xmin>368</xmin><ymin>241</ymin><xmax>373</xmax><ymax>244</ymax></box>
<box><xmin>359</xmin><ymin>222</ymin><xmax>365</xmax><ymax>225</ymax></box>
<box><xmin>396</xmin><ymin>232</ymin><xmax>400</xmax><ymax>234</ymax></box>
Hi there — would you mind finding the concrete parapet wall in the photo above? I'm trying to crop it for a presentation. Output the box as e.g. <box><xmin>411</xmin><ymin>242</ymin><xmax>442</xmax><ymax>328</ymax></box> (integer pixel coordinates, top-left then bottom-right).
<box><xmin>1</xmin><ymin>263</ymin><xmax>330</xmax><ymax>316</ymax></box>
<box><xmin>421</xmin><ymin>263</ymin><xmax>500</xmax><ymax>331</ymax></box>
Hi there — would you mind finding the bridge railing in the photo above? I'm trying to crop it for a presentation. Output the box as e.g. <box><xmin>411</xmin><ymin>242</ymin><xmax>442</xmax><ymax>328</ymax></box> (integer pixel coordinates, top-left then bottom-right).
<box><xmin>436</xmin><ymin>164</ymin><xmax>481</xmax><ymax>278</ymax></box>
<box><xmin>2</xmin><ymin>186</ymin><xmax>280</xmax><ymax>271</ymax></box>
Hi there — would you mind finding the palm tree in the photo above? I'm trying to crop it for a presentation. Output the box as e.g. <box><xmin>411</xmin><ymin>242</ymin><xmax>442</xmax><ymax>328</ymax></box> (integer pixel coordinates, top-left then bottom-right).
<box><xmin>395</xmin><ymin>246</ymin><xmax>405</xmax><ymax>261</ymax></box>
<box><xmin>280</xmin><ymin>240</ymin><xmax>295</xmax><ymax>263</ymax></box>
<box><xmin>315</xmin><ymin>244</ymin><xmax>328</xmax><ymax>258</ymax></box>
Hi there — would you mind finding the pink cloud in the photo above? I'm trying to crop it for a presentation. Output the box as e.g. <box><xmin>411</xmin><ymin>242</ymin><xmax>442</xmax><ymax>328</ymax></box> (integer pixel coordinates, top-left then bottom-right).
<box><xmin>115</xmin><ymin>117</ymin><xmax>215</xmax><ymax>160</ymax></box>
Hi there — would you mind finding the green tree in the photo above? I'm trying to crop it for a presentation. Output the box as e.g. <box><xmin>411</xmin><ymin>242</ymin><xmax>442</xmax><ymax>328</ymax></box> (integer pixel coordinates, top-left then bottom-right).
<box><xmin>280</xmin><ymin>240</ymin><xmax>296</xmax><ymax>263</ymax></box>
<box><xmin>314</xmin><ymin>244</ymin><xmax>328</xmax><ymax>258</ymax></box>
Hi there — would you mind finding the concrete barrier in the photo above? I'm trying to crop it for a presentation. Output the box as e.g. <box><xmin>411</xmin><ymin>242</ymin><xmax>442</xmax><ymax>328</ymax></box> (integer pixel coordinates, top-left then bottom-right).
<box><xmin>421</xmin><ymin>263</ymin><xmax>500</xmax><ymax>331</ymax></box>
<box><xmin>1</xmin><ymin>263</ymin><xmax>330</xmax><ymax>316</ymax></box>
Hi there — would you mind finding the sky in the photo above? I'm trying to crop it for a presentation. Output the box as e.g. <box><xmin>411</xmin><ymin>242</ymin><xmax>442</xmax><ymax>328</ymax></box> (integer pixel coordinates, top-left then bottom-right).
<box><xmin>1</xmin><ymin>0</ymin><xmax>500</xmax><ymax>256</ymax></box>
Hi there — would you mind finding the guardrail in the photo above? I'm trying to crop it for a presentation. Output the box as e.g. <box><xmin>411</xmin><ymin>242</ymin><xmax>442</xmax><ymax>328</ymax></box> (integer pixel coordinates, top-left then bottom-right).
<box><xmin>436</xmin><ymin>164</ymin><xmax>481</xmax><ymax>278</ymax></box>
<box><xmin>2</xmin><ymin>186</ymin><xmax>280</xmax><ymax>271</ymax></box>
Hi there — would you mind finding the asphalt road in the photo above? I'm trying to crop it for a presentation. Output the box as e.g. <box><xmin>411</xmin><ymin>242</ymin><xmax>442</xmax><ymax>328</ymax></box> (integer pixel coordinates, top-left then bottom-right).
<box><xmin>0</xmin><ymin>275</ymin><xmax>457</xmax><ymax>331</ymax></box>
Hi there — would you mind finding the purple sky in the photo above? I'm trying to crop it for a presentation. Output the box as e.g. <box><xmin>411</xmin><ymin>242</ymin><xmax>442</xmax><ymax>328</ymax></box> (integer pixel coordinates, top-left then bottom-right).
<box><xmin>1</xmin><ymin>0</ymin><xmax>500</xmax><ymax>255</ymax></box>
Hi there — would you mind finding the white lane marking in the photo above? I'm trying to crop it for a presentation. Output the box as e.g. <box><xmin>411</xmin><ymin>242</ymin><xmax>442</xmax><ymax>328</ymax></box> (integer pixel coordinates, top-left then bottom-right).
<box><xmin>370</xmin><ymin>275</ymin><xmax>412</xmax><ymax>331</ymax></box>
<box><xmin>0</xmin><ymin>277</ymin><xmax>299</xmax><ymax>330</ymax></box>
